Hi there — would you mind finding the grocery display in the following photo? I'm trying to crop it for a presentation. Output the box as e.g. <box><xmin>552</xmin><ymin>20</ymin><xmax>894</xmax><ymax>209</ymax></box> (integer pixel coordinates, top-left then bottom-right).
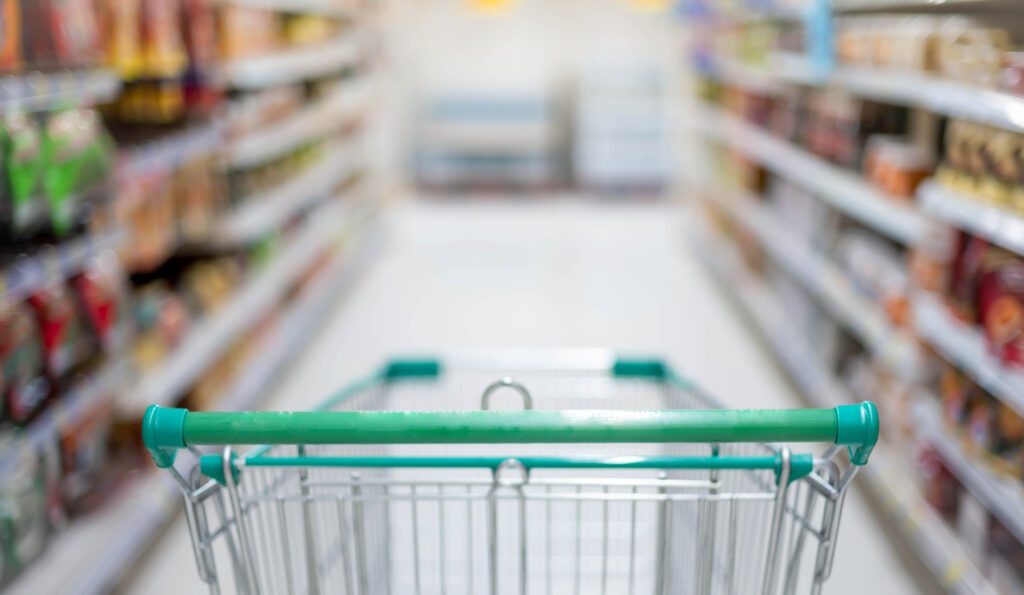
<box><xmin>0</xmin><ymin>0</ymin><xmax>380</xmax><ymax>591</ymax></box>
<box><xmin>6</xmin><ymin>0</ymin><xmax>1024</xmax><ymax>593</ymax></box>
<box><xmin>687</xmin><ymin>0</ymin><xmax>1024</xmax><ymax>593</ymax></box>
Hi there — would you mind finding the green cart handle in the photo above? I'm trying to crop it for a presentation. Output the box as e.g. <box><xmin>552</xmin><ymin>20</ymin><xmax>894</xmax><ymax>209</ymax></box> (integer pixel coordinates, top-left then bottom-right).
<box><xmin>142</xmin><ymin>402</ymin><xmax>878</xmax><ymax>469</ymax></box>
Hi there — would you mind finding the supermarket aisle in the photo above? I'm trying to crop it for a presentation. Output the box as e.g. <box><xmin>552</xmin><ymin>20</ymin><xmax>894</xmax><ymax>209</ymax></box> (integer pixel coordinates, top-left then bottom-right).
<box><xmin>131</xmin><ymin>199</ymin><xmax>921</xmax><ymax>594</ymax></box>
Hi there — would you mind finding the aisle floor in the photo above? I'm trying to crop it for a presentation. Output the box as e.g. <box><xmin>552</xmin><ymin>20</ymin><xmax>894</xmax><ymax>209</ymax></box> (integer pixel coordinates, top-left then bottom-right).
<box><xmin>130</xmin><ymin>199</ymin><xmax>922</xmax><ymax>594</ymax></box>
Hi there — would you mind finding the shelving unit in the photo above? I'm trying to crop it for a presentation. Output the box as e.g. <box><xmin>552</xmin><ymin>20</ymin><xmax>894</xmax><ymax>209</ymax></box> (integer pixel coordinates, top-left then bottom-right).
<box><xmin>1</xmin><ymin>231</ymin><xmax>125</xmax><ymax>306</ymax></box>
<box><xmin>692</xmin><ymin>104</ymin><xmax>931</xmax><ymax>245</ymax></box>
<box><xmin>5</xmin><ymin>206</ymin><xmax>381</xmax><ymax>595</ymax></box>
<box><xmin>122</xmin><ymin>198</ymin><xmax>366</xmax><ymax>415</ymax></box>
<box><xmin>221</xmin><ymin>0</ymin><xmax>356</xmax><ymax>16</ymax></box>
<box><xmin>918</xmin><ymin>180</ymin><xmax>1024</xmax><ymax>256</ymax></box>
<box><xmin>0</xmin><ymin>69</ymin><xmax>122</xmax><ymax>112</ymax></box>
<box><xmin>222</xmin><ymin>32</ymin><xmax>365</xmax><ymax>91</ymax></box>
<box><xmin>693</xmin><ymin>222</ymin><xmax>996</xmax><ymax>595</ymax></box>
<box><xmin>913</xmin><ymin>293</ymin><xmax>1024</xmax><ymax>418</ymax></box>
<box><xmin>216</xmin><ymin>143</ymin><xmax>365</xmax><ymax>244</ymax></box>
<box><xmin>228</xmin><ymin>76</ymin><xmax>374</xmax><ymax>168</ymax></box>
<box><xmin>916</xmin><ymin>400</ymin><xmax>1024</xmax><ymax>545</ymax></box>
<box><xmin>706</xmin><ymin>187</ymin><xmax>924</xmax><ymax>379</ymax></box>
<box><xmin>711</xmin><ymin>51</ymin><xmax>1024</xmax><ymax>134</ymax></box>
<box><xmin>117</xmin><ymin>124</ymin><xmax>225</xmax><ymax>185</ymax></box>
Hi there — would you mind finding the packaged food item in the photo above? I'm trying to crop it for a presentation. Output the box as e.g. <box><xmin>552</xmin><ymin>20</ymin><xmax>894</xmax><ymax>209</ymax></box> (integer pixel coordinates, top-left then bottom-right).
<box><xmin>863</xmin><ymin>135</ymin><xmax>933</xmax><ymax>199</ymax></box>
<box><xmin>989</xmin><ymin>401</ymin><xmax>1024</xmax><ymax>477</ymax></box>
<box><xmin>131</xmin><ymin>281</ymin><xmax>190</xmax><ymax>372</ymax></box>
<box><xmin>41</xmin><ymin>109</ymin><xmax>114</xmax><ymax>237</ymax></box>
<box><xmin>0</xmin><ymin>0</ymin><xmax>21</xmax><ymax>71</ymax></box>
<box><xmin>917</xmin><ymin>445</ymin><xmax>960</xmax><ymax>523</ymax></box>
<box><xmin>963</xmin><ymin>388</ymin><xmax>996</xmax><ymax>454</ymax></box>
<box><xmin>977</xmin><ymin>247</ymin><xmax>1024</xmax><ymax>367</ymax></box>
<box><xmin>72</xmin><ymin>254</ymin><xmax>128</xmax><ymax>354</ymax></box>
<box><xmin>0</xmin><ymin>451</ymin><xmax>51</xmax><ymax>579</ymax></box>
<box><xmin>989</xmin><ymin>518</ymin><xmax>1024</xmax><ymax>594</ymax></box>
<box><xmin>1002</xmin><ymin>51</ymin><xmax>1024</xmax><ymax>96</ymax></box>
<box><xmin>937</xmin><ymin>20</ymin><xmax>1012</xmax><ymax>88</ymax></box>
<box><xmin>947</xmin><ymin>232</ymin><xmax>988</xmax><ymax>323</ymax></box>
<box><xmin>939</xmin><ymin>363</ymin><xmax>974</xmax><ymax>426</ymax></box>
<box><xmin>140</xmin><ymin>0</ymin><xmax>187</xmax><ymax>78</ymax></box>
<box><xmin>218</xmin><ymin>6</ymin><xmax>279</xmax><ymax>60</ymax></box>
<box><xmin>3</xmin><ymin>112</ymin><xmax>46</xmax><ymax>236</ymax></box>
<box><xmin>47</xmin><ymin>0</ymin><xmax>102</xmax><ymax>66</ymax></box>
<box><xmin>0</xmin><ymin>301</ymin><xmax>51</xmax><ymax>424</ymax></box>
<box><xmin>27</xmin><ymin>283</ymin><xmax>94</xmax><ymax>382</ymax></box>
<box><xmin>97</xmin><ymin>0</ymin><xmax>142</xmax><ymax>79</ymax></box>
<box><xmin>59</xmin><ymin>399</ymin><xmax>113</xmax><ymax>513</ymax></box>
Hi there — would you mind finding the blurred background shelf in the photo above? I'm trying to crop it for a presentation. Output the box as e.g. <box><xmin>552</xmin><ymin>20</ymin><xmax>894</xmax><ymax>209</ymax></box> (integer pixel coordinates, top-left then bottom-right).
<box><xmin>693</xmin><ymin>104</ymin><xmax>930</xmax><ymax>245</ymax></box>
<box><xmin>218</xmin><ymin>0</ymin><xmax>357</xmax><ymax>16</ymax></box>
<box><xmin>913</xmin><ymin>293</ymin><xmax>1024</xmax><ymax>417</ymax></box>
<box><xmin>221</xmin><ymin>33</ymin><xmax>365</xmax><ymax>90</ymax></box>
<box><xmin>227</xmin><ymin>77</ymin><xmax>374</xmax><ymax>169</ymax></box>
<box><xmin>919</xmin><ymin>180</ymin><xmax>1024</xmax><ymax>256</ymax></box>
<box><xmin>215</xmin><ymin>143</ymin><xmax>364</xmax><ymax>244</ymax></box>
<box><xmin>0</xmin><ymin>69</ymin><xmax>122</xmax><ymax>113</ymax></box>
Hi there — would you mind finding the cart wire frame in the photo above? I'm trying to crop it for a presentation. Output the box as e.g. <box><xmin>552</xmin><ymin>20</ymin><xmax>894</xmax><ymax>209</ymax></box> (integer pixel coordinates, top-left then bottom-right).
<box><xmin>144</xmin><ymin>355</ymin><xmax>877</xmax><ymax>595</ymax></box>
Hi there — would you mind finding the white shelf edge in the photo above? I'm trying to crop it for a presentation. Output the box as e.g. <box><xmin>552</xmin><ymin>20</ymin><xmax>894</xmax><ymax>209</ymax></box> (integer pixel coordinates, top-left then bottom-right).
<box><xmin>0</xmin><ymin>360</ymin><xmax>129</xmax><ymax>476</ymax></box>
<box><xmin>123</xmin><ymin>199</ymin><xmax>356</xmax><ymax>414</ymax></box>
<box><xmin>2</xmin><ymin>230</ymin><xmax>125</xmax><ymax>306</ymax></box>
<box><xmin>118</xmin><ymin>123</ymin><xmax>225</xmax><ymax>185</ymax></box>
<box><xmin>228</xmin><ymin>76</ymin><xmax>374</xmax><ymax>168</ymax></box>
<box><xmin>221</xmin><ymin>32</ymin><xmax>365</xmax><ymax>91</ymax></box>
<box><xmin>0</xmin><ymin>69</ymin><xmax>122</xmax><ymax>113</ymax></box>
<box><xmin>5</xmin><ymin>218</ymin><xmax>381</xmax><ymax>595</ymax></box>
<box><xmin>915</xmin><ymin>399</ymin><xmax>1024</xmax><ymax>546</ymax></box>
<box><xmin>693</xmin><ymin>104</ymin><xmax>930</xmax><ymax>246</ymax></box>
<box><xmin>693</xmin><ymin>223</ymin><xmax>997</xmax><ymax>595</ymax></box>
<box><xmin>216</xmin><ymin>142</ymin><xmax>364</xmax><ymax>243</ymax></box>
<box><xmin>913</xmin><ymin>292</ymin><xmax>1024</xmax><ymax>418</ymax></box>
<box><xmin>709</xmin><ymin>52</ymin><xmax>1024</xmax><ymax>134</ymax></box>
<box><xmin>706</xmin><ymin>187</ymin><xmax>924</xmax><ymax>380</ymax></box>
<box><xmin>919</xmin><ymin>179</ymin><xmax>1024</xmax><ymax>256</ymax></box>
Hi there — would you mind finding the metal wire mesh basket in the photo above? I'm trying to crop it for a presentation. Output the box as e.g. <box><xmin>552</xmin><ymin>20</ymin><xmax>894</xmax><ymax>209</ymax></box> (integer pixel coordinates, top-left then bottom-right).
<box><xmin>143</xmin><ymin>352</ymin><xmax>877</xmax><ymax>595</ymax></box>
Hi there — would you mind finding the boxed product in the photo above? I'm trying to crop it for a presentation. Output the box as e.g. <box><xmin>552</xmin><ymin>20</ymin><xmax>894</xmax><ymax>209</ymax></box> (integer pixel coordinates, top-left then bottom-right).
<box><xmin>863</xmin><ymin>135</ymin><xmax>933</xmax><ymax>199</ymax></box>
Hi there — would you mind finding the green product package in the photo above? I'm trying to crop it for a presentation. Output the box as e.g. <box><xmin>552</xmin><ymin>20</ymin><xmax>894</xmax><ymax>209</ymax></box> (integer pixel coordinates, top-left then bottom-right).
<box><xmin>3</xmin><ymin>112</ymin><xmax>45</xmax><ymax>233</ymax></box>
<box><xmin>41</xmin><ymin>110</ymin><xmax>114</xmax><ymax>237</ymax></box>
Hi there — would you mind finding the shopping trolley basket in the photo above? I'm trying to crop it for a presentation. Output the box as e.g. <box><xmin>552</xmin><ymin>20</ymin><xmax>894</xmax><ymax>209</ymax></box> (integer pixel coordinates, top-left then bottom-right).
<box><xmin>142</xmin><ymin>353</ymin><xmax>878</xmax><ymax>595</ymax></box>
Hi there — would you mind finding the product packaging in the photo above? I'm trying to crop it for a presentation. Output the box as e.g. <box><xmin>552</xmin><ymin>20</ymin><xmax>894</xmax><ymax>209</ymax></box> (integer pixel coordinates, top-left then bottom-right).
<box><xmin>0</xmin><ymin>301</ymin><xmax>51</xmax><ymax>425</ymax></box>
<box><xmin>0</xmin><ymin>0</ymin><xmax>21</xmax><ymax>71</ymax></box>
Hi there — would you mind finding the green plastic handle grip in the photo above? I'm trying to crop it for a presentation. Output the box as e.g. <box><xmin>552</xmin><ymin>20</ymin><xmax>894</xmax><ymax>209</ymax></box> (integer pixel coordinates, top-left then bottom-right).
<box><xmin>142</xmin><ymin>402</ymin><xmax>878</xmax><ymax>468</ymax></box>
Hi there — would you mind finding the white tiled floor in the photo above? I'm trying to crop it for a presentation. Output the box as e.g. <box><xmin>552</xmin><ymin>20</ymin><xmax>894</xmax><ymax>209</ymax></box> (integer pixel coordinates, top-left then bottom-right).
<box><xmin>128</xmin><ymin>199</ymin><xmax>922</xmax><ymax>594</ymax></box>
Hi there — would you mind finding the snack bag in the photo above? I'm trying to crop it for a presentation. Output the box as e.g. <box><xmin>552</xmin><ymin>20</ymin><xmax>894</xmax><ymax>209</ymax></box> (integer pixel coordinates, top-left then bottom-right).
<box><xmin>0</xmin><ymin>301</ymin><xmax>51</xmax><ymax>424</ymax></box>
<box><xmin>977</xmin><ymin>248</ymin><xmax>1024</xmax><ymax>367</ymax></box>
<box><xmin>0</xmin><ymin>0</ymin><xmax>21</xmax><ymax>71</ymax></box>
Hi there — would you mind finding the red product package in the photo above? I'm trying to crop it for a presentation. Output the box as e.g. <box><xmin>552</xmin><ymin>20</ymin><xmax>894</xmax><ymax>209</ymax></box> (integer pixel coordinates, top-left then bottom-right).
<box><xmin>27</xmin><ymin>283</ymin><xmax>94</xmax><ymax>379</ymax></box>
<box><xmin>72</xmin><ymin>255</ymin><xmax>126</xmax><ymax>354</ymax></box>
<box><xmin>948</xmin><ymin>233</ymin><xmax>989</xmax><ymax>323</ymax></box>
<box><xmin>978</xmin><ymin>249</ymin><xmax>1024</xmax><ymax>367</ymax></box>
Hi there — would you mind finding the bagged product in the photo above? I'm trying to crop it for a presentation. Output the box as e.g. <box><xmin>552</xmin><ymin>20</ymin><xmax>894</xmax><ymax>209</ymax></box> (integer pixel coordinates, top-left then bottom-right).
<box><xmin>27</xmin><ymin>283</ymin><xmax>94</xmax><ymax>381</ymax></box>
<box><xmin>977</xmin><ymin>247</ymin><xmax>1024</xmax><ymax>367</ymax></box>
<box><xmin>41</xmin><ymin>109</ymin><xmax>114</xmax><ymax>237</ymax></box>
<box><xmin>3</xmin><ymin>112</ymin><xmax>45</xmax><ymax>236</ymax></box>
<box><xmin>0</xmin><ymin>301</ymin><xmax>51</xmax><ymax>424</ymax></box>
<box><xmin>0</xmin><ymin>0</ymin><xmax>21</xmax><ymax>71</ymax></box>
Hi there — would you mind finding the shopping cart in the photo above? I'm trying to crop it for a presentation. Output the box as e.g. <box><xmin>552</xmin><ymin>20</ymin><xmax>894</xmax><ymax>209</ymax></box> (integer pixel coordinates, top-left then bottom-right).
<box><xmin>142</xmin><ymin>352</ymin><xmax>878</xmax><ymax>595</ymax></box>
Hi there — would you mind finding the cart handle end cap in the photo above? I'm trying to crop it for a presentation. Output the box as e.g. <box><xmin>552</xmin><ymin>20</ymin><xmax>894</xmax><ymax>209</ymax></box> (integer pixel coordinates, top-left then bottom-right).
<box><xmin>834</xmin><ymin>402</ymin><xmax>878</xmax><ymax>466</ymax></box>
<box><xmin>142</xmin><ymin>405</ymin><xmax>188</xmax><ymax>468</ymax></box>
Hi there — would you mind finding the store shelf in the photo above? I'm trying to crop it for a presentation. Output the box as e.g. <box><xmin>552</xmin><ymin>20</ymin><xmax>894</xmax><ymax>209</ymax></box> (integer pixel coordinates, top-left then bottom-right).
<box><xmin>216</xmin><ymin>143</ymin><xmax>364</xmax><ymax>244</ymax></box>
<box><xmin>0</xmin><ymin>360</ymin><xmax>128</xmax><ymax>477</ymax></box>
<box><xmin>913</xmin><ymin>292</ymin><xmax>1024</xmax><ymax>418</ymax></box>
<box><xmin>708</xmin><ymin>187</ymin><xmax>924</xmax><ymax>379</ymax></box>
<box><xmin>862</xmin><ymin>451</ymin><xmax>997</xmax><ymax>595</ymax></box>
<box><xmin>0</xmin><ymin>69</ymin><xmax>122</xmax><ymax>113</ymax></box>
<box><xmin>221</xmin><ymin>33</ymin><xmax>364</xmax><ymax>91</ymax></box>
<box><xmin>229</xmin><ymin>77</ymin><xmax>373</xmax><ymax>169</ymax></box>
<box><xmin>218</xmin><ymin>203</ymin><xmax>382</xmax><ymax>412</ymax></box>
<box><xmin>919</xmin><ymin>179</ymin><xmax>1024</xmax><ymax>256</ymax></box>
<box><xmin>5</xmin><ymin>215</ymin><xmax>381</xmax><ymax>595</ymax></box>
<box><xmin>122</xmin><ymin>199</ymin><xmax>359</xmax><ymax>414</ymax></box>
<box><xmin>693</xmin><ymin>104</ymin><xmax>931</xmax><ymax>245</ymax></box>
<box><xmin>695</xmin><ymin>222</ymin><xmax>996</xmax><ymax>595</ymax></box>
<box><xmin>117</xmin><ymin>123</ymin><xmax>225</xmax><ymax>185</ymax></box>
<box><xmin>219</xmin><ymin>0</ymin><xmax>355</xmax><ymax>16</ymax></box>
<box><xmin>833</xmin><ymin>0</ymin><xmax>1011</xmax><ymax>12</ymax></box>
<box><xmin>418</xmin><ymin>121</ymin><xmax>561</xmax><ymax>153</ymax></box>
<box><xmin>915</xmin><ymin>400</ymin><xmax>1024</xmax><ymax>546</ymax></box>
<box><xmin>1</xmin><ymin>231</ymin><xmax>124</xmax><ymax>306</ymax></box>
